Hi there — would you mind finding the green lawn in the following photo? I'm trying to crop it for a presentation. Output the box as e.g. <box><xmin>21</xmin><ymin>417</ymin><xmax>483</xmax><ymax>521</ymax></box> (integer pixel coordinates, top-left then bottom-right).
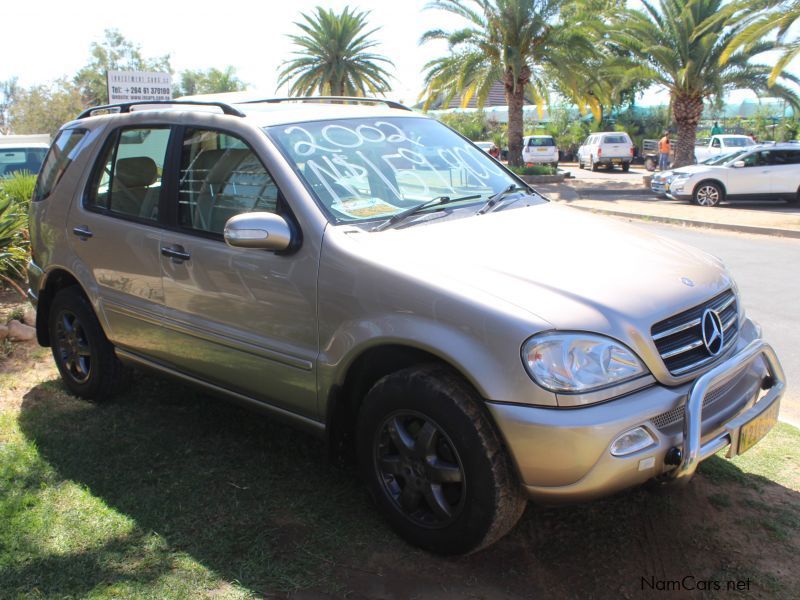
<box><xmin>1</xmin><ymin>350</ymin><xmax>799</xmax><ymax>599</ymax></box>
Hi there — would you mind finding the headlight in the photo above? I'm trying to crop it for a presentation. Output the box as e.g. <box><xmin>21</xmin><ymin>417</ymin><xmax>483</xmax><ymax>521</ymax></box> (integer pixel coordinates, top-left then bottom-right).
<box><xmin>522</xmin><ymin>332</ymin><xmax>648</xmax><ymax>393</ymax></box>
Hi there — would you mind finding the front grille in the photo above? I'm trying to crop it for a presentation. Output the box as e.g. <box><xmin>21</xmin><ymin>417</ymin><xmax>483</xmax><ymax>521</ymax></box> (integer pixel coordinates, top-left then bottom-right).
<box><xmin>651</xmin><ymin>370</ymin><xmax>747</xmax><ymax>431</ymax></box>
<box><xmin>652</xmin><ymin>289</ymin><xmax>738</xmax><ymax>376</ymax></box>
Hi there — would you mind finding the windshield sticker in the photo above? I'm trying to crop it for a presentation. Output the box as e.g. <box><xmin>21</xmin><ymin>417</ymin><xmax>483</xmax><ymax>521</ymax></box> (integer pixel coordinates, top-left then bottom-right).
<box><xmin>332</xmin><ymin>197</ymin><xmax>401</xmax><ymax>219</ymax></box>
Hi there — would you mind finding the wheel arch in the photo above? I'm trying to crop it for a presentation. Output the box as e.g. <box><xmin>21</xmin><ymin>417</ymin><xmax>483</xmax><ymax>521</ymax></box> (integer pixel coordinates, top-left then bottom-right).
<box><xmin>325</xmin><ymin>343</ymin><xmax>484</xmax><ymax>458</ymax></box>
<box><xmin>34</xmin><ymin>267</ymin><xmax>88</xmax><ymax>346</ymax></box>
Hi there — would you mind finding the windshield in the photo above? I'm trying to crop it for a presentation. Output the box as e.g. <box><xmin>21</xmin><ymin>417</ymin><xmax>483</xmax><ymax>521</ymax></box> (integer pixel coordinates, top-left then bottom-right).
<box><xmin>723</xmin><ymin>137</ymin><xmax>755</xmax><ymax>147</ymax></box>
<box><xmin>266</xmin><ymin>117</ymin><xmax>522</xmax><ymax>224</ymax></box>
<box><xmin>528</xmin><ymin>137</ymin><xmax>555</xmax><ymax>147</ymax></box>
<box><xmin>707</xmin><ymin>150</ymin><xmax>747</xmax><ymax>165</ymax></box>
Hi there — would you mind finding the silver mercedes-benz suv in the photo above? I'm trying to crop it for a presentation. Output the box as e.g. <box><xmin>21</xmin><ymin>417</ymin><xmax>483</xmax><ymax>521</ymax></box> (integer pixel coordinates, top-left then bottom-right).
<box><xmin>27</xmin><ymin>96</ymin><xmax>786</xmax><ymax>555</ymax></box>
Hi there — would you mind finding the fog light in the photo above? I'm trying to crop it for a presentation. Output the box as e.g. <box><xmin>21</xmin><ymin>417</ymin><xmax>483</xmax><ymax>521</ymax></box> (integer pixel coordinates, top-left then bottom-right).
<box><xmin>610</xmin><ymin>426</ymin><xmax>656</xmax><ymax>456</ymax></box>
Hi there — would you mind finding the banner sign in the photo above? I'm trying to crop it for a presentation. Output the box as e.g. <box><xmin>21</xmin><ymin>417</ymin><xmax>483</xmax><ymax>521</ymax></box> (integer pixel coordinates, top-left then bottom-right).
<box><xmin>107</xmin><ymin>71</ymin><xmax>172</xmax><ymax>103</ymax></box>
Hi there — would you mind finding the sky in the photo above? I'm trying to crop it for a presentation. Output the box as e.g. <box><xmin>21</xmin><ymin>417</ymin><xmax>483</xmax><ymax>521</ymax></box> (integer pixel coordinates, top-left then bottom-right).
<box><xmin>1</xmin><ymin>0</ymin><xmax>795</xmax><ymax>108</ymax></box>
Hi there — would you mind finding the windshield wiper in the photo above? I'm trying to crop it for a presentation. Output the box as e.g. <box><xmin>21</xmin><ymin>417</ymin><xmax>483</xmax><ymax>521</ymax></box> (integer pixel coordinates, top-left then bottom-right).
<box><xmin>475</xmin><ymin>184</ymin><xmax>529</xmax><ymax>215</ymax></box>
<box><xmin>372</xmin><ymin>193</ymin><xmax>482</xmax><ymax>231</ymax></box>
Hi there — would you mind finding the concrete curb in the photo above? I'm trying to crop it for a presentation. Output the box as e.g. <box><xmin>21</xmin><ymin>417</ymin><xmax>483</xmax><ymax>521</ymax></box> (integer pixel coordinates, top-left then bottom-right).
<box><xmin>564</xmin><ymin>204</ymin><xmax>800</xmax><ymax>239</ymax></box>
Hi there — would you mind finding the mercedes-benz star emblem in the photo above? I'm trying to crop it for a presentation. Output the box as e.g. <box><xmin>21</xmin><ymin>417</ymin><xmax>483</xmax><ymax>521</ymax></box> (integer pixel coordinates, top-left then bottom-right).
<box><xmin>701</xmin><ymin>309</ymin><xmax>724</xmax><ymax>356</ymax></box>
<box><xmin>681</xmin><ymin>277</ymin><xmax>695</xmax><ymax>287</ymax></box>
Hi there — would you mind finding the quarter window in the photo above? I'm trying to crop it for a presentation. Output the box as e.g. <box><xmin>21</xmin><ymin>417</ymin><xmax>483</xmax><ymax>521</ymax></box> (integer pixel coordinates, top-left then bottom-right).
<box><xmin>33</xmin><ymin>129</ymin><xmax>88</xmax><ymax>202</ymax></box>
<box><xmin>87</xmin><ymin>127</ymin><xmax>170</xmax><ymax>221</ymax></box>
<box><xmin>177</xmin><ymin>128</ymin><xmax>278</xmax><ymax>235</ymax></box>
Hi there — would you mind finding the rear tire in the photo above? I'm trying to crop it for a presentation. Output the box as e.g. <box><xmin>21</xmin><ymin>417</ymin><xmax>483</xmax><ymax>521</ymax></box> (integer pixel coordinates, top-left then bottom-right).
<box><xmin>622</xmin><ymin>162</ymin><xmax>630</xmax><ymax>172</ymax></box>
<box><xmin>692</xmin><ymin>181</ymin><xmax>723</xmax><ymax>207</ymax></box>
<box><xmin>590</xmin><ymin>156</ymin><xmax>598</xmax><ymax>171</ymax></box>
<box><xmin>49</xmin><ymin>287</ymin><xmax>121</xmax><ymax>401</ymax></box>
<box><xmin>357</xmin><ymin>364</ymin><xmax>526</xmax><ymax>555</ymax></box>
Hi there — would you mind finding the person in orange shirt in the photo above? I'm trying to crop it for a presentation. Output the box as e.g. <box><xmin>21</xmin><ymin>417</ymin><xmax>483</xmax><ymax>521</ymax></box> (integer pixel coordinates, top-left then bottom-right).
<box><xmin>659</xmin><ymin>131</ymin><xmax>671</xmax><ymax>171</ymax></box>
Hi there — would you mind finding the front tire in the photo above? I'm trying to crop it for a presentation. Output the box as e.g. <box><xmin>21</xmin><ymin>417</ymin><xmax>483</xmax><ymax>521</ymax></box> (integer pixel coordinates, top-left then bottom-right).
<box><xmin>49</xmin><ymin>287</ymin><xmax>121</xmax><ymax>401</ymax></box>
<box><xmin>693</xmin><ymin>181</ymin><xmax>723</xmax><ymax>207</ymax></box>
<box><xmin>357</xmin><ymin>364</ymin><xmax>526</xmax><ymax>555</ymax></box>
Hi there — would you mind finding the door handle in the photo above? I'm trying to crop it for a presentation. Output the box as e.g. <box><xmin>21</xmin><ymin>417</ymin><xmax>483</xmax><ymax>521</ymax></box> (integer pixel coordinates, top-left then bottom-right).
<box><xmin>161</xmin><ymin>245</ymin><xmax>191</xmax><ymax>263</ymax></box>
<box><xmin>72</xmin><ymin>226</ymin><xmax>93</xmax><ymax>240</ymax></box>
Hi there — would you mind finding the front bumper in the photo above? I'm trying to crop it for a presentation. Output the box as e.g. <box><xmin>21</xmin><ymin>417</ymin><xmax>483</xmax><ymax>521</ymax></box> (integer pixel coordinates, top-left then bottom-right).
<box><xmin>651</xmin><ymin>180</ymin><xmax>670</xmax><ymax>194</ymax></box>
<box><xmin>488</xmin><ymin>321</ymin><xmax>785</xmax><ymax>502</ymax></box>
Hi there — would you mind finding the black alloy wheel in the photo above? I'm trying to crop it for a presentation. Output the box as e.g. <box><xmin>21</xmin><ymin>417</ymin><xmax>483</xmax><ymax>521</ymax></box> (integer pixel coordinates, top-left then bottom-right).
<box><xmin>49</xmin><ymin>287</ymin><xmax>121</xmax><ymax>400</ymax></box>
<box><xmin>374</xmin><ymin>410</ymin><xmax>466</xmax><ymax>529</ymax></box>
<box><xmin>54</xmin><ymin>309</ymin><xmax>92</xmax><ymax>384</ymax></box>
<box><xmin>358</xmin><ymin>364</ymin><xmax>526</xmax><ymax>554</ymax></box>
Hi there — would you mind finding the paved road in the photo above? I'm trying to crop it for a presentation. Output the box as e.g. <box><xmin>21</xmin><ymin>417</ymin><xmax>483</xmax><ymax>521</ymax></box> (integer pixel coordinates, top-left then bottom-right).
<box><xmin>631</xmin><ymin>221</ymin><xmax>800</xmax><ymax>426</ymax></box>
<box><xmin>559</xmin><ymin>161</ymin><xmax>651</xmax><ymax>183</ymax></box>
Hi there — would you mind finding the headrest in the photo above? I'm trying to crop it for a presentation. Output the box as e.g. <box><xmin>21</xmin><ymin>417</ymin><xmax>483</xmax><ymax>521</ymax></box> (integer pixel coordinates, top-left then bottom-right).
<box><xmin>115</xmin><ymin>157</ymin><xmax>158</xmax><ymax>188</ymax></box>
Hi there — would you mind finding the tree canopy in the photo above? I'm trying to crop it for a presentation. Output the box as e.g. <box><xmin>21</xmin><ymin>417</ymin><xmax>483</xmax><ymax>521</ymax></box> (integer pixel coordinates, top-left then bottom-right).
<box><xmin>277</xmin><ymin>6</ymin><xmax>394</xmax><ymax>96</ymax></box>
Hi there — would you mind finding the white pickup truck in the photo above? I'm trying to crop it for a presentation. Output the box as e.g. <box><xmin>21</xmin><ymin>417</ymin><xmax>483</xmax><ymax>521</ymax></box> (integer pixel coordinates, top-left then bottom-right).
<box><xmin>694</xmin><ymin>135</ymin><xmax>755</xmax><ymax>162</ymax></box>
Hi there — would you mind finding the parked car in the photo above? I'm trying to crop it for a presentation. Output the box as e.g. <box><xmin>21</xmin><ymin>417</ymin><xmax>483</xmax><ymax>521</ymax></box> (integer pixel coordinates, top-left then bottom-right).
<box><xmin>667</xmin><ymin>143</ymin><xmax>800</xmax><ymax>206</ymax></box>
<box><xmin>650</xmin><ymin>151</ymin><xmax>748</xmax><ymax>197</ymax></box>
<box><xmin>577</xmin><ymin>131</ymin><xmax>634</xmax><ymax>171</ymax></box>
<box><xmin>28</xmin><ymin>97</ymin><xmax>786</xmax><ymax>555</ymax></box>
<box><xmin>522</xmin><ymin>135</ymin><xmax>558</xmax><ymax>168</ymax></box>
<box><xmin>694</xmin><ymin>134</ymin><xmax>755</xmax><ymax>163</ymax></box>
<box><xmin>0</xmin><ymin>134</ymin><xmax>50</xmax><ymax>177</ymax></box>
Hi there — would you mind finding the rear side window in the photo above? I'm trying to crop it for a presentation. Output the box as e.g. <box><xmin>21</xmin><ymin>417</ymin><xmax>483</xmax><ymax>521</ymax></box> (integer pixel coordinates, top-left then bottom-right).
<box><xmin>769</xmin><ymin>149</ymin><xmax>800</xmax><ymax>165</ymax></box>
<box><xmin>0</xmin><ymin>147</ymin><xmax>48</xmax><ymax>177</ymax></box>
<box><xmin>602</xmin><ymin>135</ymin><xmax>629</xmax><ymax>144</ymax></box>
<box><xmin>86</xmin><ymin>127</ymin><xmax>170</xmax><ymax>222</ymax></box>
<box><xmin>32</xmin><ymin>129</ymin><xmax>88</xmax><ymax>202</ymax></box>
<box><xmin>177</xmin><ymin>128</ymin><xmax>279</xmax><ymax>236</ymax></box>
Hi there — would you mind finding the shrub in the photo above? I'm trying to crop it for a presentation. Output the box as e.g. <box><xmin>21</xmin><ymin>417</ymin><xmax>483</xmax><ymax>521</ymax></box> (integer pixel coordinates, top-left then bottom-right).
<box><xmin>0</xmin><ymin>172</ymin><xmax>36</xmax><ymax>297</ymax></box>
<box><xmin>507</xmin><ymin>165</ymin><xmax>556</xmax><ymax>176</ymax></box>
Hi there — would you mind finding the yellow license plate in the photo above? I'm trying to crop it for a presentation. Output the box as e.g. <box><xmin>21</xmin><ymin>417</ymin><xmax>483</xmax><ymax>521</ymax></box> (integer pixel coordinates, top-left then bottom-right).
<box><xmin>537</xmin><ymin>148</ymin><xmax>548</xmax><ymax>152</ymax></box>
<box><xmin>738</xmin><ymin>401</ymin><xmax>780</xmax><ymax>455</ymax></box>
<box><xmin>665</xmin><ymin>183</ymin><xmax>670</xmax><ymax>191</ymax></box>
<box><xmin>612</xmin><ymin>158</ymin><xmax>622</xmax><ymax>163</ymax></box>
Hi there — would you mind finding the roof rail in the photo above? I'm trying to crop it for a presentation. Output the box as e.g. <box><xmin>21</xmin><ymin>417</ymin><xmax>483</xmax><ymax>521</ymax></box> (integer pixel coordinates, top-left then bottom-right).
<box><xmin>239</xmin><ymin>96</ymin><xmax>413</xmax><ymax>112</ymax></box>
<box><xmin>76</xmin><ymin>100</ymin><xmax>246</xmax><ymax>120</ymax></box>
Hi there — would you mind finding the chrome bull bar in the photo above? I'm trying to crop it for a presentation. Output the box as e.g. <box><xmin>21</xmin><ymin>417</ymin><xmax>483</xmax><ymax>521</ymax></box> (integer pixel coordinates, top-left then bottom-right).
<box><xmin>669</xmin><ymin>340</ymin><xmax>786</xmax><ymax>482</ymax></box>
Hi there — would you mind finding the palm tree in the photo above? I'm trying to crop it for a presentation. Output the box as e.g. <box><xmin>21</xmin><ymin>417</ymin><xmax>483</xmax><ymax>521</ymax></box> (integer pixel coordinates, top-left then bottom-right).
<box><xmin>278</xmin><ymin>6</ymin><xmax>393</xmax><ymax>97</ymax></box>
<box><xmin>610</xmin><ymin>0</ymin><xmax>800</xmax><ymax>167</ymax></box>
<box><xmin>721</xmin><ymin>0</ymin><xmax>800</xmax><ymax>86</ymax></box>
<box><xmin>420</xmin><ymin>0</ymin><xmax>596</xmax><ymax>166</ymax></box>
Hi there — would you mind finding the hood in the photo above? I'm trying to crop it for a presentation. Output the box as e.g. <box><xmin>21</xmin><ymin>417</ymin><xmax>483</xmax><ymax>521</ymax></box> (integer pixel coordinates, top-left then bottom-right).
<box><xmin>342</xmin><ymin>203</ymin><xmax>731</xmax><ymax>335</ymax></box>
<box><xmin>671</xmin><ymin>164</ymin><xmax>724</xmax><ymax>176</ymax></box>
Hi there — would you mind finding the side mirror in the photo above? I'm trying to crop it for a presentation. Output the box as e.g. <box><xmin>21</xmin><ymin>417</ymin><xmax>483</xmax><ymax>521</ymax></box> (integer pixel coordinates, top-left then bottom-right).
<box><xmin>732</xmin><ymin>160</ymin><xmax>745</xmax><ymax>168</ymax></box>
<box><xmin>224</xmin><ymin>212</ymin><xmax>292</xmax><ymax>251</ymax></box>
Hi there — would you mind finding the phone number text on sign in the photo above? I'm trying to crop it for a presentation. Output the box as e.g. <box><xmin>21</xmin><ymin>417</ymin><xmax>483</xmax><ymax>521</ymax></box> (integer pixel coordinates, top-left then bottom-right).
<box><xmin>107</xmin><ymin>70</ymin><xmax>172</xmax><ymax>103</ymax></box>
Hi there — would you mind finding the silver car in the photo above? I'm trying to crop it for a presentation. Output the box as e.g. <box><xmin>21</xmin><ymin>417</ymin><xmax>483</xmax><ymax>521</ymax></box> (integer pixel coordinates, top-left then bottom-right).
<box><xmin>27</xmin><ymin>97</ymin><xmax>786</xmax><ymax>555</ymax></box>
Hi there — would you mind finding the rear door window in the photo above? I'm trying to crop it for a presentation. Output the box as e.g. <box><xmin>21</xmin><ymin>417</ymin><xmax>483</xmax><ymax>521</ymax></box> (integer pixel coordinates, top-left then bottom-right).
<box><xmin>32</xmin><ymin>129</ymin><xmax>88</xmax><ymax>201</ymax></box>
<box><xmin>528</xmin><ymin>137</ymin><xmax>555</xmax><ymax>147</ymax></box>
<box><xmin>86</xmin><ymin>127</ymin><xmax>170</xmax><ymax>222</ymax></box>
<box><xmin>770</xmin><ymin>149</ymin><xmax>800</xmax><ymax>165</ymax></box>
<box><xmin>602</xmin><ymin>135</ymin><xmax>629</xmax><ymax>144</ymax></box>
